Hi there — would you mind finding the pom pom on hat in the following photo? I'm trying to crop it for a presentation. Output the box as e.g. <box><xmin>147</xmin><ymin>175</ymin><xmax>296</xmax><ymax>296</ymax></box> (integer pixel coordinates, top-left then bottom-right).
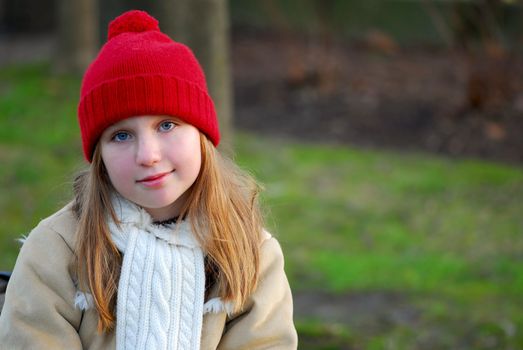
<box><xmin>107</xmin><ymin>10</ymin><xmax>160</xmax><ymax>40</ymax></box>
<box><xmin>78</xmin><ymin>10</ymin><xmax>220</xmax><ymax>162</ymax></box>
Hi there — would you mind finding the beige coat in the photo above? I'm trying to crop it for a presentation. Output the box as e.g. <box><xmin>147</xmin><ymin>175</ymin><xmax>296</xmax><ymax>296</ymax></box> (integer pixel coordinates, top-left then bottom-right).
<box><xmin>0</xmin><ymin>204</ymin><xmax>298</xmax><ymax>349</ymax></box>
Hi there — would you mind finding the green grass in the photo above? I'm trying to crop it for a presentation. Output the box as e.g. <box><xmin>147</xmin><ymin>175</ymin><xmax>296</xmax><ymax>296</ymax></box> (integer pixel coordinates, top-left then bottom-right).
<box><xmin>236</xmin><ymin>135</ymin><xmax>523</xmax><ymax>290</ymax></box>
<box><xmin>0</xmin><ymin>63</ymin><xmax>85</xmax><ymax>268</ymax></box>
<box><xmin>1</xmin><ymin>63</ymin><xmax>523</xmax><ymax>349</ymax></box>
<box><xmin>234</xmin><ymin>134</ymin><xmax>523</xmax><ymax>348</ymax></box>
<box><xmin>235</xmin><ymin>135</ymin><xmax>523</xmax><ymax>348</ymax></box>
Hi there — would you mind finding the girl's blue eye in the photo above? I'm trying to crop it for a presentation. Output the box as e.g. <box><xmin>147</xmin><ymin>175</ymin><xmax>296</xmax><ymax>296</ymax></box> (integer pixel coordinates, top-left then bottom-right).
<box><xmin>113</xmin><ymin>132</ymin><xmax>131</xmax><ymax>142</ymax></box>
<box><xmin>159</xmin><ymin>121</ymin><xmax>175</xmax><ymax>132</ymax></box>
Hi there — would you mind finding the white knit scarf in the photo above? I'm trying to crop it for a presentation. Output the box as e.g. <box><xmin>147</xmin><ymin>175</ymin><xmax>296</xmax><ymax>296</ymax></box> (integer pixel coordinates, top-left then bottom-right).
<box><xmin>109</xmin><ymin>196</ymin><xmax>205</xmax><ymax>350</ymax></box>
<box><xmin>73</xmin><ymin>197</ymin><xmax>235</xmax><ymax>347</ymax></box>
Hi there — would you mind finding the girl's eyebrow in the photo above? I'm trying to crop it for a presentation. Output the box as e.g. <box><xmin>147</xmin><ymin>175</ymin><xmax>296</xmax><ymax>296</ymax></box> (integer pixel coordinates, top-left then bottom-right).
<box><xmin>159</xmin><ymin>116</ymin><xmax>183</xmax><ymax>123</ymax></box>
<box><xmin>105</xmin><ymin>124</ymin><xmax>126</xmax><ymax>134</ymax></box>
<box><xmin>105</xmin><ymin>116</ymin><xmax>184</xmax><ymax>134</ymax></box>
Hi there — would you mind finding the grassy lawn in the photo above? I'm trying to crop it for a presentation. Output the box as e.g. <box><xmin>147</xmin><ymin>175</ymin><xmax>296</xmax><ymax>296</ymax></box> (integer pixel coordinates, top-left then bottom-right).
<box><xmin>239</xmin><ymin>135</ymin><xmax>523</xmax><ymax>349</ymax></box>
<box><xmin>1</xmin><ymin>64</ymin><xmax>523</xmax><ymax>349</ymax></box>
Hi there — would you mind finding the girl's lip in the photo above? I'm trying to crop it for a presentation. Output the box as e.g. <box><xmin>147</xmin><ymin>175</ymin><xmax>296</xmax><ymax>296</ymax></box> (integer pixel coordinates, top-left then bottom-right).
<box><xmin>137</xmin><ymin>171</ymin><xmax>172</xmax><ymax>183</ymax></box>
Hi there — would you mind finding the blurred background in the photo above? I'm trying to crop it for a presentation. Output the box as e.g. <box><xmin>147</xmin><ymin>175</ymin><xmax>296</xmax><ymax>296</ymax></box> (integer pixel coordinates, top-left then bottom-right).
<box><xmin>1</xmin><ymin>0</ymin><xmax>523</xmax><ymax>349</ymax></box>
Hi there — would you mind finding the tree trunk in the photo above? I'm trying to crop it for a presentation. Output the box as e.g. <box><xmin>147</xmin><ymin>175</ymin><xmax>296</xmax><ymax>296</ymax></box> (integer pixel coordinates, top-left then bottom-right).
<box><xmin>55</xmin><ymin>0</ymin><xmax>99</xmax><ymax>74</ymax></box>
<box><xmin>156</xmin><ymin>0</ymin><xmax>234</xmax><ymax>152</ymax></box>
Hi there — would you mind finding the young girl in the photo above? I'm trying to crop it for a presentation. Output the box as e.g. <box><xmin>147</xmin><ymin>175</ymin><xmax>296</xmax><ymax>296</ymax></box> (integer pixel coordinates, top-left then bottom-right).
<box><xmin>0</xmin><ymin>10</ymin><xmax>297</xmax><ymax>349</ymax></box>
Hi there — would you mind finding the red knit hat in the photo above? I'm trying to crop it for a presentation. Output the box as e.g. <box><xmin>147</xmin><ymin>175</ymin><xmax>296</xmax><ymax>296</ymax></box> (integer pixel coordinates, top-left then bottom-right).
<box><xmin>78</xmin><ymin>10</ymin><xmax>220</xmax><ymax>162</ymax></box>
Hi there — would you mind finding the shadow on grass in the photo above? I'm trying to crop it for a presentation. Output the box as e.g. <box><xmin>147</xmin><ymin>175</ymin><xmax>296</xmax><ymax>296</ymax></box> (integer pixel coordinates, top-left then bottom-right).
<box><xmin>295</xmin><ymin>290</ymin><xmax>521</xmax><ymax>350</ymax></box>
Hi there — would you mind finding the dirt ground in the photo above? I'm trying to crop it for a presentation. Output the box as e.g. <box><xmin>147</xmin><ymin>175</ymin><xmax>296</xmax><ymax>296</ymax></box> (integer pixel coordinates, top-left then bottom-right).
<box><xmin>232</xmin><ymin>30</ymin><xmax>523</xmax><ymax>165</ymax></box>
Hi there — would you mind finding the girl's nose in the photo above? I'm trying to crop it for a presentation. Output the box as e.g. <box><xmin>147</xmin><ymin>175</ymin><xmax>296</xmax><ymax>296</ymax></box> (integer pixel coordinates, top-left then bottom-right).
<box><xmin>136</xmin><ymin>135</ymin><xmax>161</xmax><ymax>166</ymax></box>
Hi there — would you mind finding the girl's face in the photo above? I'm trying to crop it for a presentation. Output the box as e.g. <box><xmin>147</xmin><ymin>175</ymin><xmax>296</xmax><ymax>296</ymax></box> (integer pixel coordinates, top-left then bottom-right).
<box><xmin>100</xmin><ymin>115</ymin><xmax>201</xmax><ymax>221</ymax></box>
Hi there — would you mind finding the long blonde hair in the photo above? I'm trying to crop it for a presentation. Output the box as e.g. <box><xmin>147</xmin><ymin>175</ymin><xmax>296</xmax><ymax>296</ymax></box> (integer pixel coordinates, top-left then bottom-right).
<box><xmin>73</xmin><ymin>133</ymin><xmax>263</xmax><ymax>333</ymax></box>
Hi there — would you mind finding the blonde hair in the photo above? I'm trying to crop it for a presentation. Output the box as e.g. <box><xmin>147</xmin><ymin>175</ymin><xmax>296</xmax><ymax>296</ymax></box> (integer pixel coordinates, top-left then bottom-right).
<box><xmin>73</xmin><ymin>134</ymin><xmax>263</xmax><ymax>333</ymax></box>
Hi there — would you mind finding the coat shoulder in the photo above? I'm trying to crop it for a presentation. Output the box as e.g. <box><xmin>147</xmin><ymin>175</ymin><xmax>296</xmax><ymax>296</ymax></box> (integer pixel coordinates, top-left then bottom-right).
<box><xmin>31</xmin><ymin>202</ymin><xmax>79</xmax><ymax>253</ymax></box>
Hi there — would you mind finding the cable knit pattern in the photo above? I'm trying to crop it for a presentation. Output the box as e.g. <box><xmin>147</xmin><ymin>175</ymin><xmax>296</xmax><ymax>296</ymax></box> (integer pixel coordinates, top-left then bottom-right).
<box><xmin>147</xmin><ymin>242</ymin><xmax>171</xmax><ymax>349</ymax></box>
<box><xmin>109</xmin><ymin>196</ymin><xmax>205</xmax><ymax>350</ymax></box>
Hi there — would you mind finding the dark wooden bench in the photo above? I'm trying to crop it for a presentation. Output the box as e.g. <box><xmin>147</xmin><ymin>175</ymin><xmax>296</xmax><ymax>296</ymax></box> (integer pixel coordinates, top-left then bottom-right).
<box><xmin>0</xmin><ymin>271</ymin><xmax>11</xmax><ymax>315</ymax></box>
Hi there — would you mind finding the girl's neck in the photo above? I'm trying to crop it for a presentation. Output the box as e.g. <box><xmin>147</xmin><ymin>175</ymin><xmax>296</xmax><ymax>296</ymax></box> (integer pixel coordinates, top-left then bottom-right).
<box><xmin>153</xmin><ymin>216</ymin><xmax>180</xmax><ymax>226</ymax></box>
<box><xmin>141</xmin><ymin>190</ymin><xmax>191</xmax><ymax>222</ymax></box>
